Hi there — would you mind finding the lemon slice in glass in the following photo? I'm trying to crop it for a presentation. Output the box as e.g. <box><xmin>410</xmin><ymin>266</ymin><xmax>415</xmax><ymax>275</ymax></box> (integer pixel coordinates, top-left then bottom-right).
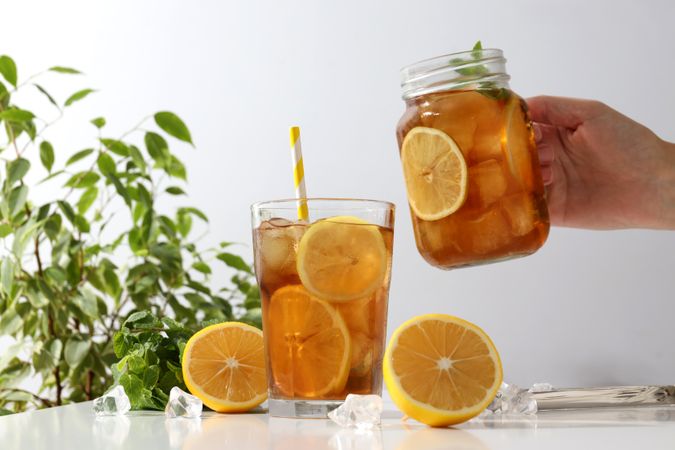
<box><xmin>296</xmin><ymin>216</ymin><xmax>386</xmax><ymax>302</ymax></box>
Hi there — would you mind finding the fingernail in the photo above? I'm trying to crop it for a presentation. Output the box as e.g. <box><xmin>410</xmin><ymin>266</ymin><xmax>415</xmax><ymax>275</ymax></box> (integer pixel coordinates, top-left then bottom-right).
<box><xmin>533</xmin><ymin>123</ymin><xmax>543</xmax><ymax>143</ymax></box>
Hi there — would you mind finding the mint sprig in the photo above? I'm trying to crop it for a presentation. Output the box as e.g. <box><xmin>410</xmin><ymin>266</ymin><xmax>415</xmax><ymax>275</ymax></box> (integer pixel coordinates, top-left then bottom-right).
<box><xmin>449</xmin><ymin>41</ymin><xmax>511</xmax><ymax>101</ymax></box>
<box><xmin>111</xmin><ymin>311</ymin><xmax>193</xmax><ymax>410</ymax></box>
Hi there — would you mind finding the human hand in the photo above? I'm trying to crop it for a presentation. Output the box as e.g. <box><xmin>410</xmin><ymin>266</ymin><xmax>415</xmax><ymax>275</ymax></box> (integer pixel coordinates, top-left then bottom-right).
<box><xmin>526</xmin><ymin>96</ymin><xmax>675</xmax><ymax>229</ymax></box>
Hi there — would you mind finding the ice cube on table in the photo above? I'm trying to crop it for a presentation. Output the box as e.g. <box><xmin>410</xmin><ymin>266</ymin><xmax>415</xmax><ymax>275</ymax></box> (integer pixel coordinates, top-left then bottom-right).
<box><xmin>529</xmin><ymin>382</ymin><xmax>554</xmax><ymax>393</ymax></box>
<box><xmin>486</xmin><ymin>382</ymin><xmax>537</xmax><ymax>415</ymax></box>
<box><xmin>93</xmin><ymin>385</ymin><xmax>131</xmax><ymax>416</ymax></box>
<box><xmin>328</xmin><ymin>394</ymin><xmax>383</xmax><ymax>430</ymax></box>
<box><xmin>165</xmin><ymin>386</ymin><xmax>203</xmax><ymax>418</ymax></box>
<box><xmin>468</xmin><ymin>159</ymin><xmax>508</xmax><ymax>208</ymax></box>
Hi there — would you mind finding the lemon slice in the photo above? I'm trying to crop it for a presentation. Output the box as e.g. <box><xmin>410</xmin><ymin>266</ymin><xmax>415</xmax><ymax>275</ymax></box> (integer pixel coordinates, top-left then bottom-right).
<box><xmin>384</xmin><ymin>314</ymin><xmax>502</xmax><ymax>427</ymax></box>
<box><xmin>182</xmin><ymin>322</ymin><xmax>267</xmax><ymax>412</ymax></box>
<box><xmin>401</xmin><ymin>127</ymin><xmax>468</xmax><ymax>221</ymax></box>
<box><xmin>268</xmin><ymin>285</ymin><xmax>351</xmax><ymax>397</ymax></box>
<box><xmin>503</xmin><ymin>96</ymin><xmax>535</xmax><ymax>190</ymax></box>
<box><xmin>296</xmin><ymin>216</ymin><xmax>386</xmax><ymax>302</ymax></box>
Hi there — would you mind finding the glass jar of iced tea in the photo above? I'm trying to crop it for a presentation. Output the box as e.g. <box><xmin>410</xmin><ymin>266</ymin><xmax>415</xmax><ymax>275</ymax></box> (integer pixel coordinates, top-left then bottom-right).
<box><xmin>396</xmin><ymin>46</ymin><xmax>550</xmax><ymax>269</ymax></box>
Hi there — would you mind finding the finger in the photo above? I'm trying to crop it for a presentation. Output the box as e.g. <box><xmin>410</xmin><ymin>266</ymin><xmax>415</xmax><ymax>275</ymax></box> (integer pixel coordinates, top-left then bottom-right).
<box><xmin>532</xmin><ymin>123</ymin><xmax>556</xmax><ymax>164</ymax></box>
<box><xmin>541</xmin><ymin>164</ymin><xmax>553</xmax><ymax>185</ymax></box>
<box><xmin>527</xmin><ymin>95</ymin><xmax>604</xmax><ymax>129</ymax></box>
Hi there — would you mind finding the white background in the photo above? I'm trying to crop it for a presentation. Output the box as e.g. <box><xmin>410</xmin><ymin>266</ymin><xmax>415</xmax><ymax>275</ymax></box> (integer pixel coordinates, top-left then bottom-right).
<box><xmin>1</xmin><ymin>0</ymin><xmax>674</xmax><ymax>388</ymax></box>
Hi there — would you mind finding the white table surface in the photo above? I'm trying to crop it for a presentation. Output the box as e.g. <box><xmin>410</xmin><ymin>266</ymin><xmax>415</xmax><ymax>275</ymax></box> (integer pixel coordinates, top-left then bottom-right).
<box><xmin>2</xmin><ymin>399</ymin><xmax>674</xmax><ymax>450</ymax></box>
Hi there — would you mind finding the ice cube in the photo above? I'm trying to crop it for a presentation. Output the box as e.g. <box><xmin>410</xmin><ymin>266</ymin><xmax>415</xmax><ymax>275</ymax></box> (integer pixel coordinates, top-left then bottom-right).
<box><xmin>336</xmin><ymin>296</ymin><xmax>373</xmax><ymax>335</ymax></box>
<box><xmin>422</xmin><ymin>91</ymin><xmax>477</xmax><ymax>157</ymax></box>
<box><xmin>500</xmin><ymin>193</ymin><xmax>536</xmax><ymax>236</ymax></box>
<box><xmin>415</xmin><ymin>215</ymin><xmax>463</xmax><ymax>259</ymax></box>
<box><xmin>471</xmin><ymin>130</ymin><xmax>503</xmax><ymax>164</ymax></box>
<box><xmin>468</xmin><ymin>159</ymin><xmax>508</xmax><ymax>208</ymax></box>
<box><xmin>466</xmin><ymin>206</ymin><xmax>512</xmax><ymax>255</ymax></box>
<box><xmin>529</xmin><ymin>382</ymin><xmax>554</xmax><ymax>393</ymax></box>
<box><xmin>486</xmin><ymin>382</ymin><xmax>537</xmax><ymax>415</ymax></box>
<box><xmin>328</xmin><ymin>394</ymin><xmax>383</xmax><ymax>430</ymax></box>
<box><xmin>256</xmin><ymin>219</ymin><xmax>306</xmax><ymax>289</ymax></box>
<box><xmin>165</xmin><ymin>386</ymin><xmax>203</xmax><ymax>418</ymax></box>
<box><xmin>93</xmin><ymin>385</ymin><xmax>131</xmax><ymax>416</ymax></box>
<box><xmin>347</xmin><ymin>331</ymin><xmax>373</xmax><ymax>378</ymax></box>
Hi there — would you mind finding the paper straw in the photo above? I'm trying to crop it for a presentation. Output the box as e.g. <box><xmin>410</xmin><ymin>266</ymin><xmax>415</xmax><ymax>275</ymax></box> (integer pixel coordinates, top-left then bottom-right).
<box><xmin>289</xmin><ymin>126</ymin><xmax>309</xmax><ymax>221</ymax></box>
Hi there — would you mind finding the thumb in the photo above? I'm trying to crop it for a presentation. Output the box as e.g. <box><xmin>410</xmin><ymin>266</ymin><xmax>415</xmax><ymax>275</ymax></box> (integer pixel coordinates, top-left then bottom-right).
<box><xmin>526</xmin><ymin>95</ymin><xmax>604</xmax><ymax>129</ymax></box>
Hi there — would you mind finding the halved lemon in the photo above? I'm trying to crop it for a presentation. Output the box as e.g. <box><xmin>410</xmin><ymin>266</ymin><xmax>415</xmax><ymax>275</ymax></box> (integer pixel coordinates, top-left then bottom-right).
<box><xmin>296</xmin><ymin>216</ymin><xmax>386</xmax><ymax>302</ymax></box>
<box><xmin>400</xmin><ymin>127</ymin><xmax>468</xmax><ymax>221</ymax></box>
<box><xmin>383</xmin><ymin>314</ymin><xmax>502</xmax><ymax>427</ymax></box>
<box><xmin>267</xmin><ymin>285</ymin><xmax>351</xmax><ymax>397</ymax></box>
<box><xmin>182</xmin><ymin>322</ymin><xmax>267</xmax><ymax>412</ymax></box>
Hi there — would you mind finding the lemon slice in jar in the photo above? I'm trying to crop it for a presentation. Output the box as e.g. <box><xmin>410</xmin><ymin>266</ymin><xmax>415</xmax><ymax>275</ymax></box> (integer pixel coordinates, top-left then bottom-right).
<box><xmin>400</xmin><ymin>127</ymin><xmax>468</xmax><ymax>221</ymax></box>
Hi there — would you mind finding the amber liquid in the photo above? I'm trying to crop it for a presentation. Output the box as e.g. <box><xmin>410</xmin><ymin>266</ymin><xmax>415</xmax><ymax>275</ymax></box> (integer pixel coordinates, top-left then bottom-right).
<box><xmin>396</xmin><ymin>89</ymin><xmax>550</xmax><ymax>269</ymax></box>
<box><xmin>253</xmin><ymin>219</ymin><xmax>393</xmax><ymax>400</ymax></box>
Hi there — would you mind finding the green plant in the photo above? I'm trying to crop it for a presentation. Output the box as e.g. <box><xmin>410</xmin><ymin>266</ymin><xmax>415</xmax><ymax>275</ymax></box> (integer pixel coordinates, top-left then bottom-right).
<box><xmin>0</xmin><ymin>55</ymin><xmax>261</xmax><ymax>414</ymax></box>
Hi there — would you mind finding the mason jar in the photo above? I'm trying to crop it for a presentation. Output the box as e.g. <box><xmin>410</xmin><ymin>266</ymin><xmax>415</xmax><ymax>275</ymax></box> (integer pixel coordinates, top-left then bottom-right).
<box><xmin>396</xmin><ymin>47</ymin><xmax>550</xmax><ymax>269</ymax></box>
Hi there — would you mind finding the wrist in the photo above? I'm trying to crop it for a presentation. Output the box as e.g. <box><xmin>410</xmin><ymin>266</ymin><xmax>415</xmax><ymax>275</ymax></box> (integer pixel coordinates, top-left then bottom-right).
<box><xmin>653</xmin><ymin>140</ymin><xmax>675</xmax><ymax>229</ymax></box>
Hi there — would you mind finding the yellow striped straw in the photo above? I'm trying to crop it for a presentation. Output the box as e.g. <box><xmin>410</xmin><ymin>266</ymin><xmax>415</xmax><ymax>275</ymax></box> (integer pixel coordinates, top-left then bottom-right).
<box><xmin>289</xmin><ymin>126</ymin><xmax>309</xmax><ymax>221</ymax></box>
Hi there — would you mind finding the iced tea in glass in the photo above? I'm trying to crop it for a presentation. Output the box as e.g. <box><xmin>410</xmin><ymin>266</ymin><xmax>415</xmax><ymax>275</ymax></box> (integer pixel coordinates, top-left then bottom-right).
<box><xmin>396</xmin><ymin>47</ymin><xmax>549</xmax><ymax>269</ymax></box>
<box><xmin>251</xmin><ymin>199</ymin><xmax>394</xmax><ymax>418</ymax></box>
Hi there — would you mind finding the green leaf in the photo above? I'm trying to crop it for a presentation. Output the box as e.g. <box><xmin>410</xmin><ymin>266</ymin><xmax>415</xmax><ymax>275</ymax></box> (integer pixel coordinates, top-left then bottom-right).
<box><xmin>66</xmin><ymin>148</ymin><xmax>95</xmax><ymax>166</ymax></box>
<box><xmin>7</xmin><ymin>158</ymin><xmax>30</xmax><ymax>185</ymax></box>
<box><xmin>49</xmin><ymin>66</ymin><xmax>82</xmax><ymax>74</ymax></box>
<box><xmin>144</xmin><ymin>132</ymin><xmax>170</xmax><ymax>164</ymax></box>
<box><xmin>73</xmin><ymin>291</ymin><xmax>98</xmax><ymax>318</ymax></box>
<box><xmin>0</xmin><ymin>55</ymin><xmax>17</xmax><ymax>87</ymax></box>
<box><xmin>8</xmin><ymin>185</ymin><xmax>29</xmax><ymax>216</ymax></box>
<box><xmin>472</xmin><ymin>40</ymin><xmax>483</xmax><ymax>57</ymax></box>
<box><xmin>0</xmin><ymin>308</ymin><xmax>22</xmax><ymax>334</ymax></box>
<box><xmin>39</xmin><ymin>141</ymin><xmax>55</xmax><ymax>172</ymax></box>
<box><xmin>97</xmin><ymin>152</ymin><xmax>116</xmax><ymax>174</ymax></box>
<box><xmin>64</xmin><ymin>337</ymin><xmax>91</xmax><ymax>367</ymax></box>
<box><xmin>33</xmin><ymin>84</ymin><xmax>59</xmax><ymax>108</ymax></box>
<box><xmin>90</xmin><ymin>117</ymin><xmax>106</xmax><ymax>128</ymax></box>
<box><xmin>65</xmin><ymin>171</ymin><xmax>100</xmax><ymax>188</ymax></box>
<box><xmin>57</xmin><ymin>200</ymin><xmax>75</xmax><ymax>222</ymax></box>
<box><xmin>44</xmin><ymin>214</ymin><xmax>62</xmax><ymax>240</ymax></box>
<box><xmin>0</xmin><ymin>81</ymin><xmax>8</xmax><ymax>107</ymax></box>
<box><xmin>166</xmin><ymin>155</ymin><xmax>186</xmax><ymax>180</ymax></box>
<box><xmin>74</xmin><ymin>214</ymin><xmax>90</xmax><ymax>233</ymax></box>
<box><xmin>165</xmin><ymin>186</ymin><xmax>185</xmax><ymax>195</ymax></box>
<box><xmin>0</xmin><ymin>223</ymin><xmax>12</xmax><ymax>237</ymax></box>
<box><xmin>0</xmin><ymin>109</ymin><xmax>34</xmax><ymax>122</ymax></box>
<box><xmin>105</xmin><ymin>172</ymin><xmax>131</xmax><ymax>207</ymax></box>
<box><xmin>193</xmin><ymin>262</ymin><xmax>211</xmax><ymax>274</ymax></box>
<box><xmin>217</xmin><ymin>252</ymin><xmax>252</xmax><ymax>274</ymax></box>
<box><xmin>64</xmin><ymin>88</ymin><xmax>95</xmax><ymax>107</ymax></box>
<box><xmin>137</xmin><ymin>183</ymin><xmax>153</xmax><ymax>209</ymax></box>
<box><xmin>1</xmin><ymin>257</ymin><xmax>15</xmax><ymax>296</ymax></box>
<box><xmin>44</xmin><ymin>266</ymin><xmax>67</xmax><ymax>285</ymax></box>
<box><xmin>77</xmin><ymin>186</ymin><xmax>98</xmax><ymax>214</ymax></box>
<box><xmin>178</xmin><ymin>207</ymin><xmax>208</xmax><ymax>223</ymax></box>
<box><xmin>100</xmin><ymin>138</ymin><xmax>130</xmax><ymax>157</ymax></box>
<box><xmin>129</xmin><ymin>145</ymin><xmax>146</xmax><ymax>173</ymax></box>
<box><xmin>154</xmin><ymin>111</ymin><xmax>193</xmax><ymax>145</ymax></box>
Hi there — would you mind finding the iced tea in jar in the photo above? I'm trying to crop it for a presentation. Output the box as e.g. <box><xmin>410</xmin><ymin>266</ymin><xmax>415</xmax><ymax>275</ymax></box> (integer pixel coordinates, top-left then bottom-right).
<box><xmin>396</xmin><ymin>44</ymin><xmax>550</xmax><ymax>269</ymax></box>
